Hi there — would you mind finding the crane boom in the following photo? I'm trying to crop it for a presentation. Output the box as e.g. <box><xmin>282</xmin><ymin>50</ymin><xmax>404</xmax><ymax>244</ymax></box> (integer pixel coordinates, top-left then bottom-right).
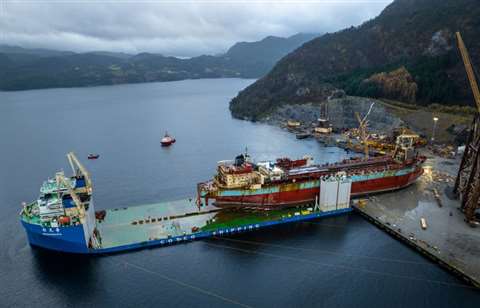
<box><xmin>456</xmin><ymin>32</ymin><xmax>480</xmax><ymax>112</ymax></box>
<box><xmin>355</xmin><ymin>112</ymin><xmax>362</xmax><ymax>124</ymax></box>
<box><xmin>355</xmin><ymin>102</ymin><xmax>375</xmax><ymax>159</ymax></box>
<box><xmin>66</xmin><ymin>152</ymin><xmax>92</xmax><ymax>194</ymax></box>
<box><xmin>67</xmin><ymin>154</ymin><xmax>76</xmax><ymax>176</ymax></box>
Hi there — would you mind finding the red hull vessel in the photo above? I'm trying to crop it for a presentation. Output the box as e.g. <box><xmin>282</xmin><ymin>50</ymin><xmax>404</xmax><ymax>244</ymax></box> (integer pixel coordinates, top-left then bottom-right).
<box><xmin>197</xmin><ymin>135</ymin><xmax>426</xmax><ymax>209</ymax></box>
<box><xmin>211</xmin><ymin>166</ymin><xmax>424</xmax><ymax>207</ymax></box>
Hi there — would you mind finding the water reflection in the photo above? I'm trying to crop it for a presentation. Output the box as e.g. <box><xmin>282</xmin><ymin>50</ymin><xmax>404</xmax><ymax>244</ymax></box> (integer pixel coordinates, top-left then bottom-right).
<box><xmin>31</xmin><ymin>248</ymin><xmax>99</xmax><ymax>299</ymax></box>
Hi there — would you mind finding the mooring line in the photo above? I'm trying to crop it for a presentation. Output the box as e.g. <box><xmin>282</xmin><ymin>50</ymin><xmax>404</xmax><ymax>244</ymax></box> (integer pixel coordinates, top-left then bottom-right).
<box><xmin>212</xmin><ymin>236</ymin><xmax>435</xmax><ymax>267</ymax></box>
<box><xmin>105</xmin><ymin>257</ymin><xmax>253</xmax><ymax>308</ymax></box>
<box><xmin>205</xmin><ymin>241</ymin><xmax>476</xmax><ymax>290</ymax></box>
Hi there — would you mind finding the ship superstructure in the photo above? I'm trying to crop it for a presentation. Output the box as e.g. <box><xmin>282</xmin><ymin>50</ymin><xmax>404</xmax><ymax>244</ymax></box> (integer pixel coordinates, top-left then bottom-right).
<box><xmin>197</xmin><ymin>135</ymin><xmax>426</xmax><ymax>208</ymax></box>
<box><xmin>20</xmin><ymin>152</ymin><xmax>101</xmax><ymax>253</ymax></box>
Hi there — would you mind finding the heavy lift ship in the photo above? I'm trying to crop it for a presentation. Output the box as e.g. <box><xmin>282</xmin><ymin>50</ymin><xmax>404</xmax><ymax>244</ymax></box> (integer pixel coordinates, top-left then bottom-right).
<box><xmin>197</xmin><ymin>134</ymin><xmax>426</xmax><ymax>209</ymax></box>
<box><xmin>19</xmin><ymin>152</ymin><xmax>357</xmax><ymax>254</ymax></box>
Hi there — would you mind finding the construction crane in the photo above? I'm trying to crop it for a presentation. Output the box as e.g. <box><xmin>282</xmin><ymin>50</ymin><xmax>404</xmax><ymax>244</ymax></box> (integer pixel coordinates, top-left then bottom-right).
<box><xmin>355</xmin><ymin>102</ymin><xmax>375</xmax><ymax>159</ymax></box>
<box><xmin>67</xmin><ymin>152</ymin><xmax>92</xmax><ymax>194</ymax></box>
<box><xmin>456</xmin><ymin>32</ymin><xmax>480</xmax><ymax>111</ymax></box>
<box><xmin>454</xmin><ymin>32</ymin><xmax>480</xmax><ymax>226</ymax></box>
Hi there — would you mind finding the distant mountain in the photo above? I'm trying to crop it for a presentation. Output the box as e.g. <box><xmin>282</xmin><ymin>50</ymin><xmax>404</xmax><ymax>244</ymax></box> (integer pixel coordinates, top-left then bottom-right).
<box><xmin>230</xmin><ymin>0</ymin><xmax>480</xmax><ymax>120</ymax></box>
<box><xmin>0</xmin><ymin>45</ymin><xmax>75</xmax><ymax>58</ymax></box>
<box><xmin>85</xmin><ymin>51</ymin><xmax>133</xmax><ymax>59</ymax></box>
<box><xmin>221</xmin><ymin>33</ymin><xmax>319</xmax><ymax>77</ymax></box>
<box><xmin>0</xmin><ymin>33</ymin><xmax>320</xmax><ymax>91</ymax></box>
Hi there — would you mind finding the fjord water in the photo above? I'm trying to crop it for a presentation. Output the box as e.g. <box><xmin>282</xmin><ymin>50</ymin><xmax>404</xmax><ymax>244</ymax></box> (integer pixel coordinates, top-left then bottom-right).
<box><xmin>0</xmin><ymin>79</ymin><xmax>477</xmax><ymax>307</ymax></box>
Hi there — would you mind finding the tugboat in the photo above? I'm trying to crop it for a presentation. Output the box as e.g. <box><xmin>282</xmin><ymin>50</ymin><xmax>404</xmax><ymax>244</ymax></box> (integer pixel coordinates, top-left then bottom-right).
<box><xmin>87</xmin><ymin>154</ymin><xmax>99</xmax><ymax>160</ymax></box>
<box><xmin>161</xmin><ymin>132</ymin><xmax>176</xmax><ymax>147</ymax></box>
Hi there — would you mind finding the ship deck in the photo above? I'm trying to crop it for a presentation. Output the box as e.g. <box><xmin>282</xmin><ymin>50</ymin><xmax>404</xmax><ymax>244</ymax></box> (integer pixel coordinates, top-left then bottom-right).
<box><xmin>95</xmin><ymin>199</ymin><xmax>351</xmax><ymax>253</ymax></box>
<box><xmin>96</xmin><ymin>199</ymin><xmax>218</xmax><ymax>249</ymax></box>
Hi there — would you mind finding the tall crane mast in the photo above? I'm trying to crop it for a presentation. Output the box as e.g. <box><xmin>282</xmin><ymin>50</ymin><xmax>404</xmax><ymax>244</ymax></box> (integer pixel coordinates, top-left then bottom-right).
<box><xmin>454</xmin><ymin>32</ymin><xmax>480</xmax><ymax>226</ymax></box>
<box><xmin>456</xmin><ymin>32</ymin><xmax>480</xmax><ymax>111</ymax></box>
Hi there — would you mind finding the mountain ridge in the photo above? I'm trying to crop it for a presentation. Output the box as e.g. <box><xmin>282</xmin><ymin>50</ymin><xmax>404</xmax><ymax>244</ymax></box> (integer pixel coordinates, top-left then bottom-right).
<box><xmin>0</xmin><ymin>33</ymin><xmax>320</xmax><ymax>91</ymax></box>
<box><xmin>229</xmin><ymin>0</ymin><xmax>480</xmax><ymax>120</ymax></box>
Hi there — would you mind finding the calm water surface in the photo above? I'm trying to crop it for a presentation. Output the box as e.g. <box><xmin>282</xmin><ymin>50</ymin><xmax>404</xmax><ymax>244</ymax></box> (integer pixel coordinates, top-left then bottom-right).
<box><xmin>0</xmin><ymin>79</ymin><xmax>478</xmax><ymax>307</ymax></box>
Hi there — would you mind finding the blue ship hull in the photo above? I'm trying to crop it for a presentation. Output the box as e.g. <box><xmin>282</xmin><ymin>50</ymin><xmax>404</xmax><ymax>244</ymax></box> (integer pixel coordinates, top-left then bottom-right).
<box><xmin>21</xmin><ymin>220</ymin><xmax>90</xmax><ymax>254</ymax></box>
<box><xmin>20</xmin><ymin>205</ymin><xmax>353</xmax><ymax>255</ymax></box>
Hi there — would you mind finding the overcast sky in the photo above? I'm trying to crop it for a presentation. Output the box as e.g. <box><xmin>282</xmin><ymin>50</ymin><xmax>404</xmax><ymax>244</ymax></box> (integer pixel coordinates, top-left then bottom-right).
<box><xmin>0</xmin><ymin>0</ymin><xmax>393</xmax><ymax>57</ymax></box>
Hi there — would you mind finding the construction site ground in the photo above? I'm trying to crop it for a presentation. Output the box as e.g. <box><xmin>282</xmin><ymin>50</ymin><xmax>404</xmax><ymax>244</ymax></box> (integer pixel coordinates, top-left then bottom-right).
<box><xmin>353</xmin><ymin>149</ymin><xmax>480</xmax><ymax>287</ymax></box>
<box><xmin>379</xmin><ymin>99</ymin><xmax>473</xmax><ymax>144</ymax></box>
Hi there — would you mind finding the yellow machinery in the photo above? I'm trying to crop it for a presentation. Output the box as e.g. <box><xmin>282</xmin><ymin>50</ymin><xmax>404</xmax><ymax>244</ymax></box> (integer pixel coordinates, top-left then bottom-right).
<box><xmin>355</xmin><ymin>102</ymin><xmax>375</xmax><ymax>159</ymax></box>
<box><xmin>67</xmin><ymin>151</ymin><xmax>93</xmax><ymax>195</ymax></box>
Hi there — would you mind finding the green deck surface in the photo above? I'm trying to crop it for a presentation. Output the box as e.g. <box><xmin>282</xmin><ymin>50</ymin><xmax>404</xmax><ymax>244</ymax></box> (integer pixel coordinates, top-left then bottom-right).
<box><xmin>96</xmin><ymin>199</ymin><xmax>318</xmax><ymax>249</ymax></box>
<box><xmin>200</xmin><ymin>208</ymin><xmax>312</xmax><ymax>232</ymax></box>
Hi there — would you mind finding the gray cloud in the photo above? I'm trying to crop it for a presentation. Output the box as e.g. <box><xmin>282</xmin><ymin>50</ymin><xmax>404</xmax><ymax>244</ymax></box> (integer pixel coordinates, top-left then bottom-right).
<box><xmin>0</xmin><ymin>0</ymin><xmax>392</xmax><ymax>57</ymax></box>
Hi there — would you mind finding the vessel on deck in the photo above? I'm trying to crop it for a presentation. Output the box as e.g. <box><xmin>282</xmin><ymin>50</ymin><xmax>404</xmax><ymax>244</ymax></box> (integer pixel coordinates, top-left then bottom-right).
<box><xmin>197</xmin><ymin>135</ymin><xmax>426</xmax><ymax>208</ymax></box>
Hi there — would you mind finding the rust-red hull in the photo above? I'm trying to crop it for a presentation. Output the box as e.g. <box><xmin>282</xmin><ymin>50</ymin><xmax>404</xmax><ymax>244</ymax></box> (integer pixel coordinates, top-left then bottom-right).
<box><xmin>213</xmin><ymin>166</ymin><xmax>424</xmax><ymax>208</ymax></box>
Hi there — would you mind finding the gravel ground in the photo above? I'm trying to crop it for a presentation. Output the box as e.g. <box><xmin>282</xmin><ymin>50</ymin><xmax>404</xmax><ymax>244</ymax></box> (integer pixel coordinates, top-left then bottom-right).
<box><xmin>262</xmin><ymin>96</ymin><xmax>404</xmax><ymax>134</ymax></box>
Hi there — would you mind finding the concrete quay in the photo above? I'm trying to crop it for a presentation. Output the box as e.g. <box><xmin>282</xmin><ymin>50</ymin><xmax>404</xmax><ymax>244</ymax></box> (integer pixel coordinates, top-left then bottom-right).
<box><xmin>352</xmin><ymin>151</ymin><xmax>480</xmax><ymax>287</ymax></box>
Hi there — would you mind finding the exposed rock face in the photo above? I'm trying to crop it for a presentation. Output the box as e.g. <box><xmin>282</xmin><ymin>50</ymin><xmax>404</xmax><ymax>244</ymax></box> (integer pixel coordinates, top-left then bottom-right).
<box><xmin>426</xmin><ymin>29</ymin><xmax>453</xmax><ymax>57</ymax></box>
<box><xmin>230</xmin><ymin>80</ymin><xmax>338</xmax><ymax>120</ymax></box>
<box><xmin>264</xmin><ymin>96</ymin><xmax>403</xmax><ymax>133</ymax></box>
<box><xmin>363</xmin><ymin>67</ymin><xmax>418</xmax><ymax>103</ymax></box>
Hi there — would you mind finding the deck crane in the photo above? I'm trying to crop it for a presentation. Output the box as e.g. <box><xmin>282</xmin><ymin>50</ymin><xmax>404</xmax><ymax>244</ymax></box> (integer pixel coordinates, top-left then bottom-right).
<box><xmin>55</xmin><ymin>172</ymin><xmax>86</xmax><ymax>220</ymax></box>
<box><xmin>355</xmin><ymin>102</ymin><xmax>375</xmax><ymax>159</ymax></box>
<box><xmin>454</xmin><ymin>32</ymin><xmax>480</xmax><ymax>226</ymax></box>
<box><xmin>67</xmin><ymin>152</ymin><xmax>92</xmax><ymax>195</ymax></box>
<box><xmin>57</xmin><ymin>158</ymin><xmax>101</xmax><ymax>248</ymax></box>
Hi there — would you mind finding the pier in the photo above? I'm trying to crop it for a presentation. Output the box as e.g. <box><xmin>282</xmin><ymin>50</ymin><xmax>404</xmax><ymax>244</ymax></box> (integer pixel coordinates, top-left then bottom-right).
<box><xmin>352</xmin><ymin>152</ymin><xmax>480</xmax><ymax>287</ymax></box>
